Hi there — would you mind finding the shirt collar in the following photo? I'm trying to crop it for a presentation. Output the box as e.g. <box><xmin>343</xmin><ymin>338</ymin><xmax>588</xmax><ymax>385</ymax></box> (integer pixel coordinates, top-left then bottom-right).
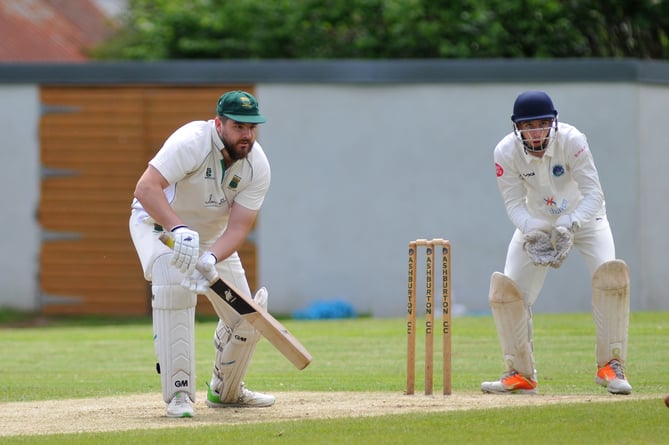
<box><xmin>210</xmin><ymin>119</ymin><xmax>224</xmax><ymax>152</ymax></box>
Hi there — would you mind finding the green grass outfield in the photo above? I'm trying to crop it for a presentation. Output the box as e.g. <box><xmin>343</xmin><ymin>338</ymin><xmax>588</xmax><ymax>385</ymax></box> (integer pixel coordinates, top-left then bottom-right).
<box><xmin>1</xmin><ymin>311</ymin><xmax>668</xmax><ymax>444</ymax></box>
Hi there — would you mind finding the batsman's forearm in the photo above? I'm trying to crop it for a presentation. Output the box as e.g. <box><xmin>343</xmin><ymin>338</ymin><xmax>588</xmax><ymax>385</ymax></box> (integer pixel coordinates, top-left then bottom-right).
<box><xmin>208</xmin><ymin>203</ymin><xmax>258</xmax><ymax>261</ymax></box>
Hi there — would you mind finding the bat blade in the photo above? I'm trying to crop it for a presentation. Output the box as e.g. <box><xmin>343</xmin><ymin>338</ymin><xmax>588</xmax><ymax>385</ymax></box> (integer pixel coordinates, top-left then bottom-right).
<box><xmin>209</xmin><ymin>279</ymin><xmax>312</xmax><ymax>370</ymax></box>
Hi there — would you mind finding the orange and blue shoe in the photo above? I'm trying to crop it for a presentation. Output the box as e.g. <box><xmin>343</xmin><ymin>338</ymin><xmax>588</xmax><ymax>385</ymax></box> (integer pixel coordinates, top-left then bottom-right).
<box><xmin>481</xmin><ymin>370</ymin><xmax>537</xmax><ymax>394</ymax></box>
<box><xmin>595</xmin><ymin>359</ymin><xmax>632</xmax><ymax>395</ymax></box>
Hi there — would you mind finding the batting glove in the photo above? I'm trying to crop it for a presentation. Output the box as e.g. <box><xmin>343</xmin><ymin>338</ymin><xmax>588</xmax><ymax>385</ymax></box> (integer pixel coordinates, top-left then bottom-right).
<box><xmin>170</xmin><ymin>225</ymin><xmax>199</xmax><ymax>274</ymax></box>
<box><xmin>195</xmin><ymin>251</ymin><xmax>219</xmax><ymax>282</ymax></box>
<box><xmin>181</xmin><ymin>251</ymin><xmax>218</xmax><ymax>294</ymax></box>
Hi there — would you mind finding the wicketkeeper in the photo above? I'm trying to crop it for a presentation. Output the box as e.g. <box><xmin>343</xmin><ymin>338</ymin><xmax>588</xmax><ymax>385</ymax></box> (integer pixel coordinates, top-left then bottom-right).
<box><xmin>129</xmin><ymin>91</ymin><xmax>275</xmax><ymax>418</ymax></box>
<box><xmin>481</xmin><ymin>90</ymin><xmax>632</xmax><ymax>395</ymax></box>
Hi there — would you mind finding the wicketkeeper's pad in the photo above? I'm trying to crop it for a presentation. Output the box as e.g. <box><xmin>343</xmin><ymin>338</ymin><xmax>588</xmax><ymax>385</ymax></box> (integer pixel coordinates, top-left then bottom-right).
<box><xmin>592</xmin><ymin>260</ymin><xmax>630</xmax><ymax>366</ymax></box>
<box><xmin>488</xmin><ymin>272</ymin><xmax>535</xmax><ymax>377</ymax></box>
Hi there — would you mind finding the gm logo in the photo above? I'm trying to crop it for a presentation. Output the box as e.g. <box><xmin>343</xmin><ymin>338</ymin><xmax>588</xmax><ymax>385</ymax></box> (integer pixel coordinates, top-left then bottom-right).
<box><xmin>175</xmin><ymin>380</ymin><xmax>189</xmax><ymax>388</ymax></box>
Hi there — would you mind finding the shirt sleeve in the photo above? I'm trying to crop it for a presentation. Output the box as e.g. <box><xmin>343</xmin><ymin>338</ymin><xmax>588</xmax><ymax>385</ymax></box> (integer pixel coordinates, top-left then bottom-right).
<box><xmin>564</xmin><ymin>132</ymin><xmax>604</xmax><ymax>225</ymax></box>
<box><xmin>149</xmin><ymin>122</ymin><xmax>209</xmax><ymax>185</ymax></box>
<box><xmin>494</xmin><ymin>141</ymin><xmax>533</xmax><ymax>232</ymax></box>
<box><xmin>233</xmin><ymin>144</ymin><xmax>271</xmax><ymax>211</ymax></box>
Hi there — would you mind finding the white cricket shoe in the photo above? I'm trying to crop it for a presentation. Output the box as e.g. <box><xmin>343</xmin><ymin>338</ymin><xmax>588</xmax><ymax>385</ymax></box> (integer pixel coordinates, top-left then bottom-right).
<box><xmin>206</xmin><ymin>382</ymin><xmax>275</xmax><ymax>408</ymax></box>
<box><xmin>166</xmin><ymin>391</ymin><xmax>194</xmax><ymax>418</ymax></box>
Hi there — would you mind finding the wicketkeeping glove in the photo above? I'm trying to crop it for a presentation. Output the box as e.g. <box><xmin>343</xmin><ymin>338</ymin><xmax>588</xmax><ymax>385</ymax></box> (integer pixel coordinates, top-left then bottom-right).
<box><xmin>180</xmin><ymin>251</ymin><xmax>218</xmax><ymax>294</ymax></box>
<box><xmin>523</xmin><ymin>228</ymin><xmax>574</xmax><ymax>268</ymax></box>
<box><xmin>523</xmin><ymin>230</ymin><xmax>555</xmax><ymax>267</ymax></box>
<box><xmin>170</xmin><ymin>225</ymin><xmax>199</xmax><ymax>274</ymax></box>
<box><xmin>548</xmin><ymin>226</ymin><xmax>573</xmax><ymax>268</ymax></box>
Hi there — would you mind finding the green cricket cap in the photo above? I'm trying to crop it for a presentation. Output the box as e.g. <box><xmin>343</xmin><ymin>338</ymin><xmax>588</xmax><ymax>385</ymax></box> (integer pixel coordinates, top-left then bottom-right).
<box><xmin>216</xmin><ymin>91</ymin><xmax>266</xmax><ymax>123</ymax></box>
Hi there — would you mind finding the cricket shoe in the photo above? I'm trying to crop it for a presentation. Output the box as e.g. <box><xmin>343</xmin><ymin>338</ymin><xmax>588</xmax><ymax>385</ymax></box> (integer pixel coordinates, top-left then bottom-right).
<box><xmin>166</xmin><ymin>391</ymin><xmax>194</xmax><ymax>418</ymax></box>
<box><xmin>481</xmin><ymin>370</ymin><xmax>538</xmax><ymax>394</ymax></box>
<box><xmin>595</xmin><ymin>359</ymin><xmax>632</xmax><ymax>395</ymax></box>
<box><xmin>206</xmin><ymin>382</ymin><xmax>275</xmax><ymax>408</ymax></box>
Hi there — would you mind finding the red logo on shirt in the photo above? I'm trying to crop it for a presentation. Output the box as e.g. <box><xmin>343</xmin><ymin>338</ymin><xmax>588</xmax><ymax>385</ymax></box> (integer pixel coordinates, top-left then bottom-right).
<box><xmin>495</xmin><ymin>163</ymin><xmax>504</xmax><ymax>177</ymax></box>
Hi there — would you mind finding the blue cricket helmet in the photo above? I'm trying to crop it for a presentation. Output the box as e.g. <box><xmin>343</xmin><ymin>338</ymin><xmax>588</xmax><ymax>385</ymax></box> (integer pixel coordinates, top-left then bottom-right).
<box><xmin>511</xmin><ymin>91</ymin><xmax>558</xmax><ymax>123</ymax></box>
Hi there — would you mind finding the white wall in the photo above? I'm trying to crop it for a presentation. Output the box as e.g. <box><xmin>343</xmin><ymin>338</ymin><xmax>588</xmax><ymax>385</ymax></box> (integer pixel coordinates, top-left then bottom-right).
<box><xmin>0</xmin><ymin>85</ymin><xmax>41</xmax><ymax>309</ymax></box>
<box><xmin>638</xmin><ymin>86</ymin><xmax>669</xmax><ymax>310</ymax></box>
<box><xmin>257</xmin><ymin>83</ymin><xmax>649</xmax><ymax>317</ymax></box>
<box><xmin>1</xmin><ymin>79</ymin><xmax>666</xmax><ymax>317</ymax></box>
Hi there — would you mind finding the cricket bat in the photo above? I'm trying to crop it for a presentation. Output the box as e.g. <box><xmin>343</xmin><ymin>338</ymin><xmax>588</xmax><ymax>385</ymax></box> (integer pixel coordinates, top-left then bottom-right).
<box><xmin>159</xmin><ymin>233</ymin><xmax>312</xmax><ymax>370</ymax></box>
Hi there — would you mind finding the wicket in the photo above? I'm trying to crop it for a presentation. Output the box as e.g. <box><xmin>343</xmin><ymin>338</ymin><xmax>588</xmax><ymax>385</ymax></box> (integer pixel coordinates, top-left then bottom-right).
<box><xmin>406</xmin><ymin>238</ymin><xmax>452</xmax><ymax>395</ymax></box>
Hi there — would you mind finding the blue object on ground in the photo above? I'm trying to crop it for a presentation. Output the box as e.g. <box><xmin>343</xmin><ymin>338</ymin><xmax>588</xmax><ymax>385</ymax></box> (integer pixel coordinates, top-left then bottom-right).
<box><xmin>292</xmin><ymin>299</ymin><xmax>356</xmax><ymax>320</ymax></box>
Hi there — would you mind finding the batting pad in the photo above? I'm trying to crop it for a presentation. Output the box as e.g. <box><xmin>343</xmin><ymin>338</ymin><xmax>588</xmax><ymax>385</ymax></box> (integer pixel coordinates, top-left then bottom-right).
<box><xmin>210</xmin><ymin>287</ymin><xmax>267</xmax><ymax>402</ymax></box>
<box><xmin>592</xmin><ymin>260</ymin><xmax>630</xmax><ymax>366</ymax></box>
<box><xmin>151</xmin><ymin>253</ymin><xmax>197</xmax><ymax>403</ymax></box>
<box><xmin>489</xmin><ymin>272</ymin><xmax>535</xmax><ymax>377</ymax></box>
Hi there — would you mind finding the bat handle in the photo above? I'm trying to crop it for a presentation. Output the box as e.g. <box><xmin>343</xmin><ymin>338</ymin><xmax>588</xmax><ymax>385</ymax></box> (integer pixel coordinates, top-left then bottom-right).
<box><xmin>158</xmin><ymin>232</ymin><xmax>175</xmax><ymax>249</ymax></box>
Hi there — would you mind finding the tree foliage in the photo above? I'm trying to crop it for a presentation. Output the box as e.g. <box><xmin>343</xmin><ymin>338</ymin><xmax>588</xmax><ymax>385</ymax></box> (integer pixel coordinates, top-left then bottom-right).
<box><xmin>93</xmin><ymin>0</ymin><xmax>669</xmax><ymax>60</ymax></box>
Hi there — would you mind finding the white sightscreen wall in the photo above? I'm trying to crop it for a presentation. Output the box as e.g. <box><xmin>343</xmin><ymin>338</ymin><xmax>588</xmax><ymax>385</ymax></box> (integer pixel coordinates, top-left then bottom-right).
<box><xmin>0</xmin><ymin>85</ymin><xmax>40</xmax><ymax>309</ymax></box>
<box><xmin>257</xmin><ymin>83</ymin><xmax>642</xmax><ymax>317</ymax></box>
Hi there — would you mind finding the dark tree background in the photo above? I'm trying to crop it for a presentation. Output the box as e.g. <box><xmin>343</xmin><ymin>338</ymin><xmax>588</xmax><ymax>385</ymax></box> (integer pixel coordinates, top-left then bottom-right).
<box><xmin>93</xmin><ymin>0</ymin><xmax>669</xmax><ymax>60</ymax></box>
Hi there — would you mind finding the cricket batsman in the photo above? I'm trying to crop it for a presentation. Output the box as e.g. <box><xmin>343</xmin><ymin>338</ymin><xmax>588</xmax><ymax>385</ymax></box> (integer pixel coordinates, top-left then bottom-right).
<box><xmin>129</xmin><ymin>91</ymin><xmax>275</xmax><ymax>417</ymax></box>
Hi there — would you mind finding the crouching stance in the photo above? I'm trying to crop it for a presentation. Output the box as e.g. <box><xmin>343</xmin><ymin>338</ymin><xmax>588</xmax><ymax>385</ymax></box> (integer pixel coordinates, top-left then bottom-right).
<box><xmin>482</xmin><ymin>91</ymin><xmax>632</xmax><ymax>395</ymax></box>
<box><xmin>129</xmin><ymin>91</ymin><xmax>275</xmax><ymax>417</ymax></box>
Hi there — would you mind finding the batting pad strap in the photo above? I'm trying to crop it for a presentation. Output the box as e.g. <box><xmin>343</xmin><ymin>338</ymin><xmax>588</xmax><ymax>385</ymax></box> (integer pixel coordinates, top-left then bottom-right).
<box><xmin>489</xmin><ymin>272</ymin><xmax>535</xmax><ymax>377</ymax></box>
<box><xmin>592</xmin><ymin>260</ymin><xmax>630</xmax><ymax>366</ymax></box>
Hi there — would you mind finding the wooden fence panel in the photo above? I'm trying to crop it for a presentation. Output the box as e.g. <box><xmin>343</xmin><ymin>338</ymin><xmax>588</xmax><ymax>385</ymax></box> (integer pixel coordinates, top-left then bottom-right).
<box><xmin>40</xmin><ymin>86</ymin><xmax>257</xmax><ymax>316</ymax></box>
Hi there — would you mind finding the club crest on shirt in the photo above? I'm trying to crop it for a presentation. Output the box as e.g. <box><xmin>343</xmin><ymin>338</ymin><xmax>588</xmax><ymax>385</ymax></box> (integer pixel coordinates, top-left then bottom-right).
<box><xmin>228</xmin><ymin>175</ymin><xmax>241</xmax><ymax>189</ymax></box>
<box><xmin>495</xmin><ymin>163</ymin><xmax>504</xmax><ymax>177</ymax></box>
<box><xmin>552</xmin><ymin>165</ymin><xmax>565</xmax><ymax>177</ymax></box>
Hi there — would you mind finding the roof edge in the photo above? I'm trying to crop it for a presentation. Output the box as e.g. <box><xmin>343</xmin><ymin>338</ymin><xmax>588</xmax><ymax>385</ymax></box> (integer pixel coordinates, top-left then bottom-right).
<box><xmin>0</xmin><ymin>58</ymin><xmax>668</xmax><ymax>85</ymax></box>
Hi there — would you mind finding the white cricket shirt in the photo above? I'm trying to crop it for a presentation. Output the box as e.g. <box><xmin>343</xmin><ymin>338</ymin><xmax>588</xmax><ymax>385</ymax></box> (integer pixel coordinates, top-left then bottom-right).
<box><xmin>132</xmin><ymin>120</ymin><xmax>270</xmax><ymax>243</ymax></box>
<box><xmin>494</xmin><ymin>122</ymin><xmax>605</xmax><ymax>231</ymax></box>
